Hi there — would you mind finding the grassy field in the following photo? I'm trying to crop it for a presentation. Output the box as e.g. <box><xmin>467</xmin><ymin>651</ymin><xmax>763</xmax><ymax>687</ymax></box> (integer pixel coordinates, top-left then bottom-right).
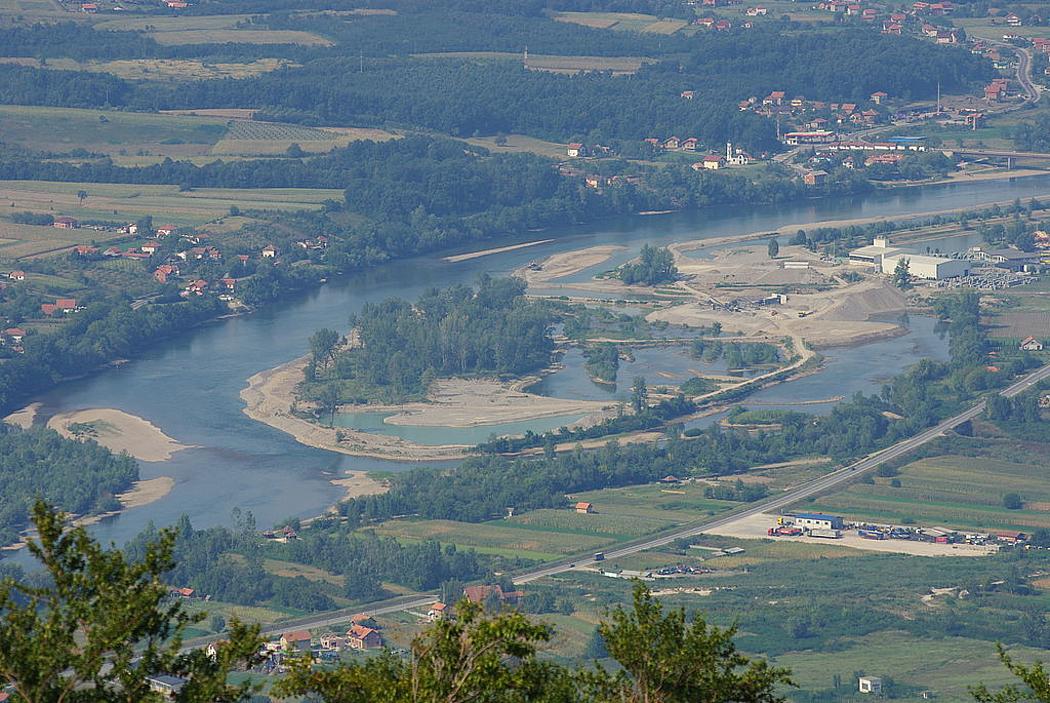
<box><xmin>373</xmin><ymin>482</ymin><xmax>737</xmax><ymax>561</ymax></box>
<box><xmin>210</xmin><ymin>121</ymin><xmax>398</xmax><ymax>156</ymax></box>
<box><xmin>549</xmin><ymin>11</ymin><xmax>682</xmax><ymax>34</ymax></box>
<box><xmin>93</xmin><ymin>14</ymin><xmax>334</xmax><ymax>46</ymax></box>
<box><xmin>0</xmin><ymin>0</ymin><xmax>69</xmax><ymax>20</ymax></box>
<box><xmin>955</xmin><ymin>17</ymin><xmax>1050</xmax><ymax>41</ymax></box>
<box><xmin>0</xmin><ymin>56</ymin><xmax>293</xmax><ymax>81</ymax></box>
<box><xmin>262</xmin><ymin>558</ymin><xmax>346</xmax><ymax>587</ymax></box>
<box><xmin>801</xmin><ymin>453</ymin><xmax>1050</xmax><ymax>532</ymax></box>
<box><xmin>464</xmin><ymin>134</ymin><xmax>568</xmax><ymax>160</ymax></box>
<box><xmin>985</xmin><ymin>311</ymin><xmax>1050</xmax><ymax>339</ymax></box>
<box><xmin>0</xmin><ymin>181</ymin><xmax>342</xmax><ymax>227</ymax></box>
<box><xmin>775</xmin><ymin>631</ymin><xmax>1049</xmax><ymax>702</ymax></box>
<box><xmin>412</xmin><ymin>51</ymin><xmax>654</xmax><ymax>75</ymax></box>
<box><xmin>0</xmin><ymin>105</ymin><xmax>230</xmax><ymax>160</ymax></box>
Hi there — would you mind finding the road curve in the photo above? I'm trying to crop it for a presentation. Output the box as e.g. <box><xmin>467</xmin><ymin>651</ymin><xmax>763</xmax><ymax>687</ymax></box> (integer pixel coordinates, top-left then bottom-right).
<box><xmin>182</xmin><ymin>363</ymin><xmax>1050</xmax><ymax>649</ymax></box>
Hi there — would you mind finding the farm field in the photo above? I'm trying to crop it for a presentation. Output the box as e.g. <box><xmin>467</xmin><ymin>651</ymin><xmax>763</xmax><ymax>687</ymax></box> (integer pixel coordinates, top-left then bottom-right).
<box><xmin>0</xmin><ymin>181</ymin><xmax>342</xmax><ymax>227</ymax></box>
<box><xmin>954</xmin><ymin>18</ymin><xmax>1050</xmax><ymax>41</ymax></box>
<box><xmin>93</xmin><ymin>14</ymin><xmax>334</xmax><ymax>45</ymax></box>
<box><xmin>0</xmin><ymin>105</ymin><xmax>229</xmax><ymax>159</ymax></box>
<box><xmin>0</xmin><ymin>57</ymin><xmax>294</xmax><ymax>81</ymax></box>
<box><xmin>464</xmin><ymin>134</ymin><xmax>568</xmax><ymax>160</ymax></box>
<box><xmin>984</xmin><ymin>310</ymin><xmax>1050</xmax><ymax>339</ymax></box>
<box><xmin>373</xmin><ymin>483</ymin><xmax>738</xmax><ymax>562</ymax></box>
<box><xmin>372</xmin><ymin>517</ymin><xmax>614</xmax><ymax>561</ymax></box>
<box><xmin>775</xmin><ymin>632</ymin><xmax>1050</xmax><ymax>702</ymax></box>
<box><xmin>800</xmin><ymin>453</ymin><xmax>1050</xmax><ymax>532</ymax></box>
<box><xmin>0</xmin><ymin>0</ymin><xmax>68</xmax><ymax>20</ymax></box>
<box><xmin>210</xmin><ymin>121</ymin><xmax>398</xmax><ymax>156</ymax></box>
<box><xmin>0</xmin><ymin>220</ymin><xmax>125</xmax><ymax>260</ymax></box>
<box><xmin>412</xmin><ymin>51</ymin><xmax>655</xmax><ymax>75</ymax></box>
<box><xmin>549</xmin><ymin>11</ymin><xmax>685</xmax><ymax>34</ymax></box>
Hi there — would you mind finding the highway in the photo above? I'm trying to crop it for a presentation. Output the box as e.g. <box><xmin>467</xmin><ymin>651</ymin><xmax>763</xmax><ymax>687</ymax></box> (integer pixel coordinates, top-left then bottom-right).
<box><xmin>181</xmin><ymin>362</ymin><xmax>1050</xmax><ymax>649</ymax></box>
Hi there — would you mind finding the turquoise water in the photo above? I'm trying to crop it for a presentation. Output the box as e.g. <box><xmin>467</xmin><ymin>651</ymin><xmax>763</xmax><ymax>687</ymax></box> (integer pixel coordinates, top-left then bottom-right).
<box><xmin>332</xmin><ymin>410</ymin><xmax>591</xmax><ymax>446</ymax></box>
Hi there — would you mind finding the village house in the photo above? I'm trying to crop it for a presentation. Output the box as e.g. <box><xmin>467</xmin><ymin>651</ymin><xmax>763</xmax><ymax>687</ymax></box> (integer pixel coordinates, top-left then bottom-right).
<box><xmin>140</xmin><ymin>242</ymin><xmax>160</xmax><ymax>255</ymax></box>
<box><xmin>746</xmin><ymin>6</ymin><xmax>767</xmax><ymax>15</ymax></box>
<box><xmin>320</xmin><ymin>633</ymin><xmax>347</xmax><ymax>651</ymax></box>
<box><xmin>680</xmin><ymin>90</ymin><xmax>695</xmax><ymax>100</ymax></box>
<box><xmin>185</xmin><ymin>279</ymin><xmax>208</xmax><ymax>296</ymax></box>
<box><xmin>156</xmin><ymin>225</ymin><xmax>177</xmax><ymax>237</ymax></box>
<box><xmin>221</xmin><ymin>277</ymin><xmax>236</xmax><ymax>291</ymax></box>
<box><xmin>56</xmin><ymin>298</ymin><xmax>77</xmax><ymax>312</ymax></box>
<box><xmin>763</xmin><ymin>90</ymin><xmax>785</xmax><ymax>106</ymax></box>
<box><xmin>281</xmin><ymin>630</ymin><xmax>313</xmax><ymax>653</ymax></box>
<box><xmin>261</xmin><ymin>244</ymin><xmax>278</xmax><ymax>258</ymax></box>
<box><xmin>870</xmin><ymin>91</ymin><xmax>888</xmax><ymax>104</ymax></box>
<box><xmin>74</xmin><ymin>245</ymin><xmax>99</xmax><ymax>257</ymax></box>
<box><xmin>803</xmin><ymin>170</ymin><xmax>828</xmax><ymax>186</ymax></box>
<box><xmin>170</xmin><ymin>587</ymin><xmax>195</xmax><ymax>599</ymax></box>
<box><xmin>567</xmin><ymin>143</ymin><xmax>583</xmax><ymax>158</ymax></box>
<box><xmin>694</xmin><ymin>16</ymin><xmax>715</xmax><ymax>27</ymax></box>
<box><xmin>41</xmin><ymin>303</ymin><xmax>57</xmax><ymax>316</ymax></box>
<box><xmin>103</xmin><ymin>247</ymin><xmax>122</xmax><ymax>257</ymax></box>
<box><xmin>682</xmin><ymin>137</ymin><xmax>699</xmax><ymax>151</ymax></box>
<box><xmin>80</xmin><ymin>3</ymin><xmax>97</xmax><ymax>11</ymax></box>
<box><xmin>147</xmin><ymin>675</ymin><xmax>187</xmax><ymax>699</ymax></box>
<box><xmin>575</xmin><ymin>501</ymin><xmax>596</xmax><ymax>514</ymax></box>
<box><xmin>53</xmin><ymin>216</ymin><xmax>79</xmax><ymax>229</ymax></box>
<box><xmin>347</xmin><ymin>624</ymin><xmax>382</xmax><ymax>650</ymax></box>
<box><xmin>463</xmin><ymin>584</ymin><xmax>524</xmax><ymax>605</ymax></box>
<box><xmin>4</xmin><ymin>327</ymin><xmax>26</xmax><ymax>343</ymax></box>
<box><xmin>428</xmin><ymin>602</ymin><xmax>448</xmax><ymax>621</ymax></box>
<box><xmin>8</xmin><ymin>270</ymin><xmax>25</xmax><ymax>281</ymax></box>
<box><xmin>861</xmin><ymin>8</ymin><xmax>877</xmax><ymax>20</ymax></box>
<box><xmin>1020</xmin><ymin>336</ymin><xmax>1044</xmax><ymax>352</ymax></box>
<box><xmin>714</xmin><ymin>19</ymin><xmax>731</xmax><ymax>30</ymax></box>
<box><xmin>663</xmin><ymin>136</ymin><xmax>681</xmax><ymax>150</ymax></box>
<box><xmin>1006</xmin><ymin>12</ymin><xmax>1021</xmax><ymax>26</ymax></box>
<box><xmin>154</xmin><ymin>264</ymin><xmax>178</xmax><ymax>283</ymax></box>
<box><xmin>699</xmin><ymin>154</ymin><xmax>725</xmax><ymax>170</ymax></box>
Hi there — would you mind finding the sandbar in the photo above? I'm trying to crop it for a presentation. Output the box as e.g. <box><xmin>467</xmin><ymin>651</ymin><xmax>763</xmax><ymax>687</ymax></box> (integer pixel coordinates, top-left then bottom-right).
<box><xmin>330</xmin><ymin>470</ymin><xmax>389</xmax><ymax>500</ymax></box>
<box><xmin>47</xmin><ymin>408</ymin><xmax>190</xmax><ymax>462</ymax></box>
<box><xmin>516</xmin><ymin>244</ymin><xmax>625</xmax><ymax>284</ymax></box>
<box><xmin>4</xmin><ymin>402</ymin><xmax>41</xmax><ymax>429</ymax></box>
<box><xmin>444</xmin><ymin>239</ymin><xmax>554</xmax><ymax>263</ymax></box>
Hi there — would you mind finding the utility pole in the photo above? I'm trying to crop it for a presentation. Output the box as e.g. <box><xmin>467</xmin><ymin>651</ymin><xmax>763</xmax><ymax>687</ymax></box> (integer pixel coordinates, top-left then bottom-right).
<box><xmin>523</xmin><ymin>45</ymin><xmax>528</xmax><ymax>70</ymax></box>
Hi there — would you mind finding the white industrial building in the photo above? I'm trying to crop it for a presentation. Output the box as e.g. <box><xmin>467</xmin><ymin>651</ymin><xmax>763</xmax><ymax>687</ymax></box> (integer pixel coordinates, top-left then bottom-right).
<box><xmin>880</xmin><ymin>252</ymin><xmax>970</xmax><ymax>280</ymax></box>
<box><xmin>859</xmin><ymin>677</ymin><xmax>883</xmax><ymax>695</ymax></box>
<box><xmin>848</xmin><ymin>237</ymin><xmax>970</xmax><ymax>280</ymax></box>
<box><xmin>848</xmin><ymin>236</ymin><xmax>901</xmax><ymax>267</ymax></box>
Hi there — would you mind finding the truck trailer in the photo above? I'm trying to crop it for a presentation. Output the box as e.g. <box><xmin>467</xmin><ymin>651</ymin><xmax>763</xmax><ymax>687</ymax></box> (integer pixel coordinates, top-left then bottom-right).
<box><xmin>809</xmin><ymin>528</ymin><xmax>842</xmax><ymax>539</ymax></box>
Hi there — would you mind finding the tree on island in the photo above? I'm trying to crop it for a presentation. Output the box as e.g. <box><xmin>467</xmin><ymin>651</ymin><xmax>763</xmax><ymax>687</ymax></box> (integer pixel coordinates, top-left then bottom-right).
<box><xmin>620</xmin><ymin>244</ymin><xmax>677</xmax><ymax>286</ymax></box>
<box><xmin>767</xmin><ymin>238</ymin><xmax>779</xmax><ymax>259</ymax></box>
<box><xmin>310</xmin><ymin>327</ymin><xmax>341</xmax><ymax>372</ymax></box>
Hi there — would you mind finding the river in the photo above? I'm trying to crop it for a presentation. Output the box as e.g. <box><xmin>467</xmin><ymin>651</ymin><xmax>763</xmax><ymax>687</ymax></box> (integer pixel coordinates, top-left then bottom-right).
<box><xmin>17</xmin><ymin>175</ymin><xmax>1050</xmax><ymax>554</ymax></box>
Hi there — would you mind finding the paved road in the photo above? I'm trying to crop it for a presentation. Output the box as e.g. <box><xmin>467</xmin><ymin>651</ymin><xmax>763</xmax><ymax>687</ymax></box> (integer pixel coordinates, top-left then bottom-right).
<box><xmin>183</xmin><ymin>362</ymin><xmax>1050</xmax><ymax>649</ymax></box>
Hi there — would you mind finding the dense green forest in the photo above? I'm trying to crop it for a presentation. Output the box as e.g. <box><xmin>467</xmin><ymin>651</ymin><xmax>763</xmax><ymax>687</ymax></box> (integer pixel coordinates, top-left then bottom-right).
<box><xmin>123</xmin><ymin>513</ymin><xmax>494</xmax><ymax>609</ymax></box>
<box><xmin>0</xmin><ymin>29</ymin><xmax>990</xmax><ymax>149</ymax></box>
<box><xmin>302</xmin><ymin>277</ymin><xmax>555</xmax><ymax>404</ymax></box>
<box><xmin>0</xmin><ymin>426</ymin><xmax>138</xmax><ymax>546</ymax></box>
<box><xmin>583</xmin><ymin>343</ymin><xmax>619</xmax><ymax>383</ymax></box>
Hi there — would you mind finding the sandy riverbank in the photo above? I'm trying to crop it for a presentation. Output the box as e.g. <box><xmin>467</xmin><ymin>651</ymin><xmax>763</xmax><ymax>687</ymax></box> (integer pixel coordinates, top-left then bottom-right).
<box><xmin>516</xmin><ymin>244</ymin><xmax>625</xmax><ymax>284</ymax></box>
<box><xmin>242</xmin><ymin>353</ymin><xmax>616</xmax><ymax>459</ymax></box>
<box><xmin>47</xmin><ymin>408</ymin><xmax>191</xmax><ymax>462</ymax></box>
<box><xmin>444</xmin><ymin>238</ymin><xmax>554</xmax><ymax>263</ymax></box>
<box><xmin>4</xmin><ymin>402</ymin><xmax>41</xmax><ymax>429</ymax></box>
<box><xmin>241</xmin><ymin>356</ymin><xmax>474</xmax><ymax>461</ymax></box>
<box><xmin>366</xmin><ymin>377</ymin><xmax>611</xmax><ymax>427</ymax></box>
<box><xmin>330</xmin><ymin>470</ymin><xmax>389</xmax><ymax>501</ymax></box>
<box><xmin>3</xmin><ymin>475</ymin><xmax>176</xmax><ymax>552</ymax></box>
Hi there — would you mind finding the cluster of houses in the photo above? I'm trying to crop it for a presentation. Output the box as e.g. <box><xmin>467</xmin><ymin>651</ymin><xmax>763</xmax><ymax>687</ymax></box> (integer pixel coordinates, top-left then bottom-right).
<box><xmin>742</xmin><ymin>91</ymin><xmax>888</xmax><ymax>140</ymax></box>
